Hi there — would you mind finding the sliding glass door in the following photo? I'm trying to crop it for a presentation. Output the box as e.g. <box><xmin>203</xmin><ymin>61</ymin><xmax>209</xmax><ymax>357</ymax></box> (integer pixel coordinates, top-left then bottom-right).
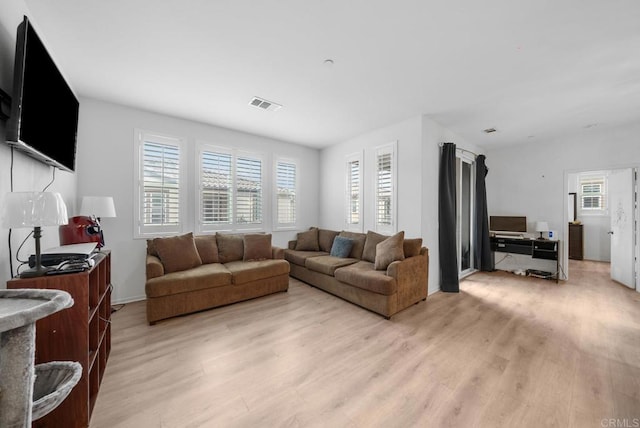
<box><xmin>456</xmin><ymin>155</ymin><xmax>475</xmax><ymax>277</ymax></box>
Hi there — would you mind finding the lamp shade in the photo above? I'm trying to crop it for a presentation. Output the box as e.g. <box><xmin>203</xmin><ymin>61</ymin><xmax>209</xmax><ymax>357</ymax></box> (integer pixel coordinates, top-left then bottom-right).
<box><xmin>80</xmin><ymin>196</ymin><xmax>116</xmax><ymax>218</ymax></box>
<box><xmin>535</xmin><ymin>221</ymin><xmax>549</xmax><ymax>232</ymax></box>
<box><xmin>3</xmin><ymin>192</ymin><xmax>68</xmax><ymax>228</ymax></box>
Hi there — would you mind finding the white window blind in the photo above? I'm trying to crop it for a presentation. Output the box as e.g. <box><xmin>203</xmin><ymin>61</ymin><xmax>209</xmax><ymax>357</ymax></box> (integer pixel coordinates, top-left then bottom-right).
<box><xmin>580</xmin><ymin>176</ymin><xmax>607</xmax><ymax>211</ymax></box>
<box><xmin>201</xmin><ymin>151</ymin><xmax>233</xmax><ymax>225</ymax></box>
<box><xmin>276</xmin><ymin>161</ymin><xmax>296</xmax><ymax>226</ymax></box>
<box><xmin>346</xmin><ymin>157</ymin><xmax>361</xmax><ymax>227</ymax></box>
<box><xmin>374</xmin><ymin>142</ymin><xmax>397</xmax><ymax>233</ymax></box>
<box><xmin>135</xmin><ymin>130</ymin><xmax>185</xmax><ymax>237</ymax></box>
<box><xmin>236</xmin><ymin>156</ymin><xmax>262</xmax><ymax>224</ymax></box>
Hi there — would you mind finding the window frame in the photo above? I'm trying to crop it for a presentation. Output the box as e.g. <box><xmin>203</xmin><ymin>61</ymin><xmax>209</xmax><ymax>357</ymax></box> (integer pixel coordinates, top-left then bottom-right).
<box><xmin>273</xmin><ymin>157</ymin><xmax>299</xmax><ymax>231</ymax></box>
<box><xmin>196</xmin><ymin>142</ymin><xmax>265</xmax><ymax>233</ymax></box>
<box><xmin>345</xmin><ymin>151</ymin><xmax>363</xmax><ymax>232</ymax></box>
<box><xmin>373</xmin><ymin>141</ymin><xmax>397</xmax><ymax>235</ymax></box>
<box><xmin>133</xmin><ymin>129</ymin><xmax>186</xmax><ymax>238</ymax></box>
<box><xmin>579</xmin><ymin>173</ymin><xmax>608</xmax><ymax>215</ymax></box>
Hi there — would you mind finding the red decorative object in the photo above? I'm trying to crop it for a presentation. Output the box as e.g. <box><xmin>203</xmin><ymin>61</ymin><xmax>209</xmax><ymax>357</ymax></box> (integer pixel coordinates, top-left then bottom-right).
<box><xmin>59</xmin><ymin>216</ymin><xmax>104</xmax><ymax>247</ymax></box>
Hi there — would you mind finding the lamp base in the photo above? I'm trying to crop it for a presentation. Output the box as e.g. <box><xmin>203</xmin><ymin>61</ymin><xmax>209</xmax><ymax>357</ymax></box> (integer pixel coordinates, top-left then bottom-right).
<box><xmin>538</xmin><ymin>232</ymin><xmax>547</xmax><ymax>240</ymax></box>
<box><xmin>19</xmin><ymin>265</ymin><xmax>54</xmax><ymax>278</ymax></box>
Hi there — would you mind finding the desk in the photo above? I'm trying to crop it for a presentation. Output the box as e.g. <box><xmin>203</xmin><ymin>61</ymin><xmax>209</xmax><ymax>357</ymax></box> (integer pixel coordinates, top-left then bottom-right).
<box><xmin>490</xmin><ymin>237</ymin><xmax>560</xmax><ymax>283</ymax></box>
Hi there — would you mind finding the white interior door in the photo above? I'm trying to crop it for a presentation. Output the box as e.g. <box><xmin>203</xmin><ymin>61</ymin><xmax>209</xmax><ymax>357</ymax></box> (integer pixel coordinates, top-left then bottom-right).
<box><xmin>609</xmin><ymin>168</ymin><xmax>635</xmax><ymax>288</ymax></box>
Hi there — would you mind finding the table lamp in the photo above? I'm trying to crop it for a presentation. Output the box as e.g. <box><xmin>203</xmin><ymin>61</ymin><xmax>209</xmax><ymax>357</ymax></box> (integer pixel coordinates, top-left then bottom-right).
<box><xmin>3</xmin><ymin>192</ymin><xmax>68</xmax><ymax>278</ymax></box>
<box><xmin>535</xmin><ymin>221</ymin><xmax>549</xmax><ymax>240</ymax></box>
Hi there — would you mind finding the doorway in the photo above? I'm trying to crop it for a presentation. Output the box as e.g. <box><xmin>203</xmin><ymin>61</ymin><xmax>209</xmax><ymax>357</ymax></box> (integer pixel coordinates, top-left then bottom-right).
<box><xmin>456</xmin><ymin>153</ymin><xmax>475</xmax><ymax>278</ymax></box>
<box><xmin>565</xmin><ymin>167</ymin><xmax>638</xmax><ymax>290</ymax></box>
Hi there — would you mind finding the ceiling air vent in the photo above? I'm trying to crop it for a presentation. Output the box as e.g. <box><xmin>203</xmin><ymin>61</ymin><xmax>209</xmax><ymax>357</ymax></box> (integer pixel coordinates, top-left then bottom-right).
<box><xmin>483</xmin><ymin>128</ymin><xmax>497</xmax><ymax>133</ymax></box>
<box><xmin>249</xmin><ymin>96</ymin><xmax>282</xmax><ymax>112</ymax></box>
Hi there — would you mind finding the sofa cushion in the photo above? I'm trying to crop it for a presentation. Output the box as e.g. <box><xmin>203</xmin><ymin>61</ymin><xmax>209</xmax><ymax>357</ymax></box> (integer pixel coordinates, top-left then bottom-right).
<box><xmin>330</xmin><ymin>236</ymin><xmax>354</xmax><ymax>258</ymax></box>
<box><xmin>295</xmin><ymin>228</ymin><xmax>320</xmax><ymax>251</ymax></box>
<box><xmin>147</xmin><ymin>239</ymin><xmax>159</xmax><ymax>257</ymax></box>
<box><xmin>216</xmin><ymin>233</ymin><xmax>245</xmax><ymax>263</ymax></box>
<box><xmin>284</xmin><ymin>250</ymin><xmax>328</xmax><ymax>267</ymax></box>
<box><xmin>224</xmin><ymin>259</ymin><xmax>290</xmax><ymax>285</ymax></box>
<box><xmin>318</xmin><ymin>229</ymin><xmax>340</xmax><ymax>253</ymax></box>
<box><xmin>334</xmin><ymin>261</ymin><xmax>398</xmax><ymax>296</ymax></box>
<box><xmin>403</xmin><ymin>238</ymin><xmax>423</xmax><ymax>258</ymax></box>
<box><xmin>243</xmin><ymin>234</ymin><xmax>272</xmax><ymax>261</ymax></box>
<box><xmin>145</xmin><ymin>263</ymin><xmax>232</xmax><ymax>297</ymax></box>
<box><xmin>338</xmin><ymin>231</ymin><xmax>366</xmax><ymax>259</ymax></box>
<box><xmin>362</xmin><ymin>231</ymin><xmax>388</xmax><ymax>263</ymax></box>
<box><xmin>154</xmin><ymin>233</ymin><xmax>203</xmax><ymax>274</ymax></box>
<box><xmin>194</xmin><ymin>235</ymin><xmax>219</xmax><ymax>264</ymax></box>
<box><xmin>305</xmin><ymin>255</ymin><xmax>358</xmax><ymax>276</ymax></box>
<box><xmin>375</xmin><ymin>231</ymin><xmax>405</xmax><ymax>270</ymax></box>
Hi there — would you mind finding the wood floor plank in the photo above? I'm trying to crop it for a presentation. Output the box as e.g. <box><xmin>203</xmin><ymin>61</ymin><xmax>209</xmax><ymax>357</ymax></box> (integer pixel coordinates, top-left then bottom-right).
<box><xmin>90</xmin><ymin>260</ymin><xmax>640</xmax><ymax>427</ymax></box>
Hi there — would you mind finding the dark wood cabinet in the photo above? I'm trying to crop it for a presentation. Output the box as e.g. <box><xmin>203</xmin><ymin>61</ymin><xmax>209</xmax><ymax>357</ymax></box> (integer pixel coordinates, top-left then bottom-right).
<box><xmin>7</xmin><ymin>251</ymin><xmax>111</xmax><ymax>427</ymax></box>
<box><xmin>569</xmin><ymin>223</ymin><xmax>584</xmax><ymax>260</ymax></box>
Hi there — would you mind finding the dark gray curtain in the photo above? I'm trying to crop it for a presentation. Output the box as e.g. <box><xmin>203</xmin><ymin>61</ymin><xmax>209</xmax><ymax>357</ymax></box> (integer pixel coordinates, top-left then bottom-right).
<box><xmin>438</xmin><ymin>143</ymin><xmax>459</xmax><ymax>292</ymax></box>
<box><xmin>474</xmin><ymin>155</ymin><xmax>494</xmax><ymax>271</ymax></box>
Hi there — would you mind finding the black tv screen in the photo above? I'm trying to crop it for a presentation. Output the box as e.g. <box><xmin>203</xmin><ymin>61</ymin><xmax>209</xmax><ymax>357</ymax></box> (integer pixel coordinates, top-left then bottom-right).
<box><xmin>6</xmin><ymin>16</ymin><xmax>79</xmax><ymax>172</ymax></box>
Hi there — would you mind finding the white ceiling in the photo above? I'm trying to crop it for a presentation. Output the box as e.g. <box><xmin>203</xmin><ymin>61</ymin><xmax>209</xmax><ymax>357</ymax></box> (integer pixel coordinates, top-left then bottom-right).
<box><xmin>22</xmin><ymin>0</ymin><xmax>640</xmax><ymax>149</ymax></box>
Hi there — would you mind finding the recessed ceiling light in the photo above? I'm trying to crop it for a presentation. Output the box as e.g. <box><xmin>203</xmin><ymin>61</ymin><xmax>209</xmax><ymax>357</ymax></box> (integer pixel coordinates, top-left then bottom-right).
<box><xmin>527</xmin><ymin>135</ymin><xmax>535</xmax><ymax>139</ymax></box>
<box><xmin>583</xmin><ymin>123</ymin><xmax>598</xmax><ymax>129</ymax></box>
<box><xmin>483</xmin><ymin>128</ymin><xmax>497</xmax><ymax>133</ymax></box>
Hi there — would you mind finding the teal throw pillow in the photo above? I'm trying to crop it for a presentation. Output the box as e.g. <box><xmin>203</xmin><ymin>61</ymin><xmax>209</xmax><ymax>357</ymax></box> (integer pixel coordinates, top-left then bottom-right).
<box><xmin>330</xmin><ymin>236</ymin><xmax>354</xmax><ymax>258</ymax></box>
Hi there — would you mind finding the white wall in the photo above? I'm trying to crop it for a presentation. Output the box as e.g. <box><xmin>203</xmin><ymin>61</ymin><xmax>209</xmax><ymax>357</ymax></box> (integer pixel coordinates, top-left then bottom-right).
<box><xmin>76</xmin><ymin>98</ymin><xmax>320</xmax><ymax>303</ymax></box>
<box><xmin>319</xmin><ymin>114</ymin><xmax>480</xmax><ymax>295</ymax></box>
<box><xmin>487</xmin><ymin>123</ymin><xmax>640</xmax><ymax>284</ymax></box>
<box><xmin>0</xmin><ymin>1</ymin><xmax>77</xmax><ymax>284</ymax></box>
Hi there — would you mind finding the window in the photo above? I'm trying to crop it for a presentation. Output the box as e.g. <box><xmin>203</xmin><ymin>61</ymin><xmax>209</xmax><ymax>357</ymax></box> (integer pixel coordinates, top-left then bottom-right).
<box><xmin>275</xmin><ymin>160</ymin><xmax>297</xmax><ymax>228</ymax></box>
<box><xmin>345</xmin><ymin>152</ymin><xmax>362</xmax><ymax>231</ymax></box>
<box><xmin>197</xmin><ymin>144</ymin><xmax>263</xmax><ymax>232</ymax></box>
<box><xmin>580</xmin><ymin>175</ymin><xmax>607</xmax><ymax>212</ymax></box>
<box><xmin>134</xmin><ymin>130</ymin><xmax>185</xmax><ymax>237</ymax></box>
<box><xmin>374</xmin><ymin>142</ymin><xmax>397</xmax><ymax>234</ymax></box>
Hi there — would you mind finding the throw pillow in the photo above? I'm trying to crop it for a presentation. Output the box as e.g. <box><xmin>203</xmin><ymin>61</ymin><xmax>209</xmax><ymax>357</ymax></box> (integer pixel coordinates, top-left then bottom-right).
<box><xmin>194</xmin><ymin>235</ymin><xmax>219</xmax><ymax>264</ymax></box>
<box><xmin>153</xmin><ymin>233</ymin><xmax>203</xmax><ymax>274</ymax></box>
<box><xmin>330</xmin><ymin>236</ymin><xmax>354</xmax><ymax>258</ymax></box>
<box><xmin>146</xmin><ymin>239</ymin><xmax>159</xmax><ymax>257</ymax></box>
<box><xmin>295</xmin><ymin>228</ymin><xmax>320</xmax><ymax>251</ymax></box>
<box><xmin>338</xmin><ymin>231</ymin><xmax>367</xmax><ymax>259</ymax></box>
<box><xmin>244</xmin><ymin>234</ymin><xmax>272</xmax><ymax>261</ymax></box>
<box><xmin>362</xmin><ymin>230</ymin><xmax>388</xmax><ymax>263</ymax></box>
<box><xmin>403</xmin><ymin>238</ymin><xmax>423</xmax><ymax>258</ymax></box>
<box><xmin>374</xmin><ymin>231</ymin><xmax>405</xmax><ymax>270</ymax></box>
<box><xmin>318</xmin><ymin>229</ymin><xmax>340</xmax><ymax>253</ymax></box>
<box><xmin>216</xmin><ymin>233</ymin><xmax>245</xmax><ymax>263</ymax></box>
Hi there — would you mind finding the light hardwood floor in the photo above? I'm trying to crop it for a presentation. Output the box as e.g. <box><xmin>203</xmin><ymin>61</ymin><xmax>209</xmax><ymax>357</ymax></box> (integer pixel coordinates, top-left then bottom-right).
<box><xmin>90</xmin><ymin>261</ymin><xmax>640</xmax><ymax>428</ymax></box>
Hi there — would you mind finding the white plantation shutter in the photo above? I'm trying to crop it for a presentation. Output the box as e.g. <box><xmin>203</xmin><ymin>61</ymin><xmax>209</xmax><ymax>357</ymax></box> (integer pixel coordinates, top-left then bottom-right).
<box><xmin>276</xmin><ymin>161</ymin><xmax>296</xmax><ymax>226</ymax></box>
<box><xmin>135</xmin><ymin>130</ymin><xmax>185</xmax><ymax>237</ymax></box>
<box><xmin>346</xmin><ymin>157</ymin><xmax>361</xmax><ymax>227</ymax></box>
<box><xmin>201</xmin><ymin>150</ymin><xmax>233</xmax><ymax>225</ymax></box>
<box><xmin>375</xmin><ymin>142</ymin><xmax>397</xmax><ymax>233</ymax></box>
<box><xmin>235</xmin><ymin>156</ymin><xmax>262</xmax><ymax>225</ymax></box>
<box><xmin>580</xmin><ymin>175</ymin><xmax>607</xmax><ymax>211</ymax></box>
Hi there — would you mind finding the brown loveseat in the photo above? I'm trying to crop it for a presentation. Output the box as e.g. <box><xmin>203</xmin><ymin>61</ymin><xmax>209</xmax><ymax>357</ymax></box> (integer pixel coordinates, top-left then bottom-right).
<box><xmin>285</xmin><ymin>228</ymin><xmax>428</xmax><ymax>319</ymax></box>
<box><xmin>145</xmin><ymin>232</ymin><xmax>289</xmax><ymax>324</ymax></box>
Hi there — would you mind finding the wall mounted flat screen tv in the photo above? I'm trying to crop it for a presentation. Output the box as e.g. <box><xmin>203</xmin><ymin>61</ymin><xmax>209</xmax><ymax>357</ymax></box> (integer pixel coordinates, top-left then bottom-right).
<box><xmin>490</xmin><ymin>216</ymin><xmax>527</xmax><ymax>233</ymax></box>
<box><xmin>6</xmin><ymin>16</ymin><xmax>79</xmax><ymax>172</ymax></box>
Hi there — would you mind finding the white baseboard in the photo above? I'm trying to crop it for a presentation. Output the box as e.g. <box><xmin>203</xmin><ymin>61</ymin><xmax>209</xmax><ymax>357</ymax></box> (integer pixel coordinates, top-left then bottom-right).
<box><xmin>112</xmin><ymin>295</ymin><xmax>146</xmax><ymax>305</ymax></box>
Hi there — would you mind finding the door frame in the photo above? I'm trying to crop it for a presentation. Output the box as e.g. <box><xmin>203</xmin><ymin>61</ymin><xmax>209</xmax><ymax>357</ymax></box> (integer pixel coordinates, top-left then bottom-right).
<box><xmin>457</xmin><ymin>153</ymin><xmax>476</xmax><ymax>279</ymax></box>
<box><xmin>563</xmin><ymin>164</ymin><xmax>639</xmax><ymax>291</ymax></box>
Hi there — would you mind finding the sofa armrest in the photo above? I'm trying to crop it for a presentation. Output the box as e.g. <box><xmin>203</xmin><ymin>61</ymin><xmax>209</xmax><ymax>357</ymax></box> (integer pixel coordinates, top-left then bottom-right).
<box><xmin>146</xmin><ymin>255</ymin><xmax>164</xmax><ymax>280</ymax></box>
<box><xmin>287</xmin><ymin>240</ymin><xmax>297</xmax><ymax>250</ymax></box>
<box><xmin>387</xmin><ymin>247</ymin><xmax>429</xmax><ymax>307</ymax></box>
<box><xmin>272</xmin><ymin>246</ymin><xmax>285</xmax><ymax>260</ymax></box>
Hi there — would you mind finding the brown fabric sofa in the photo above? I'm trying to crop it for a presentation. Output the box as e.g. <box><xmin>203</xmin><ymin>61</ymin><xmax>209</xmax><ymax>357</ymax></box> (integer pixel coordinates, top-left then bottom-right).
<box><xmin>145</xmin><ymin>233</ymin><xmax>289</xmax><ymax>324</ymax></box>
<box><xmin>285</xmin><ymin>228</ymin><xmax>429</xmax><ymax>319</ymax></box>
